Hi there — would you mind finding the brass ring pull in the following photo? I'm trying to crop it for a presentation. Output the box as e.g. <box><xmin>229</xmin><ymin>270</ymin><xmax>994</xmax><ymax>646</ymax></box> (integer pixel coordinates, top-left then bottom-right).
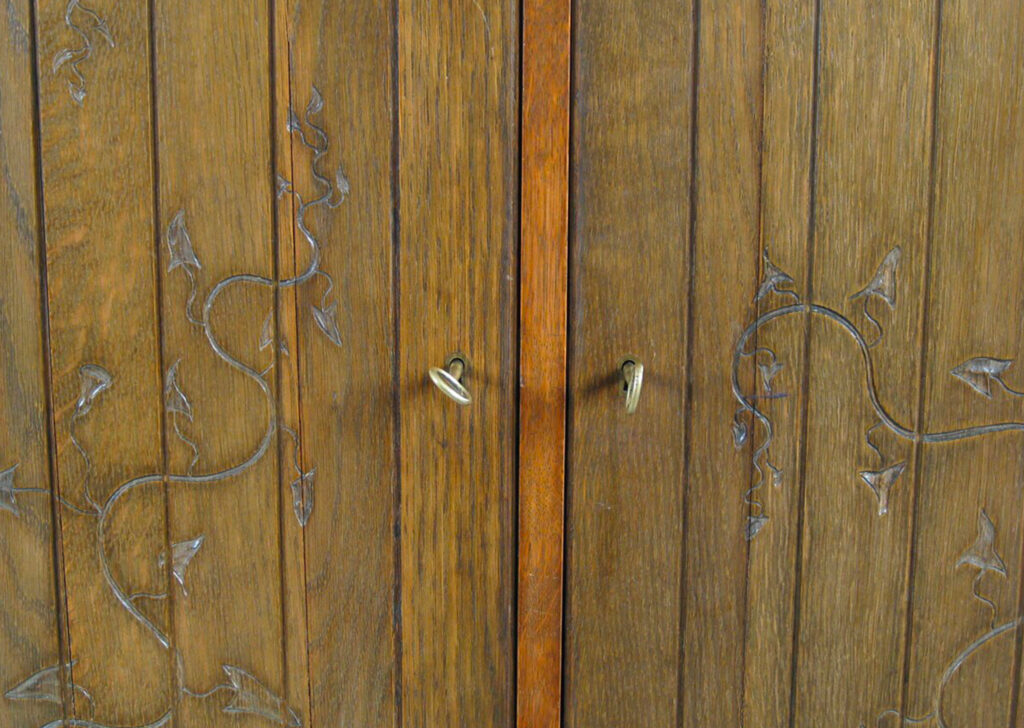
<box><xmin>622</xmin><ymin>359</ymin><xmax>643</xmax><ymax>414</ymax></box>
<box><xmin>429</xmin><ymin>356</ymin><xmax>471</xmax><ymax>406</ymax></box>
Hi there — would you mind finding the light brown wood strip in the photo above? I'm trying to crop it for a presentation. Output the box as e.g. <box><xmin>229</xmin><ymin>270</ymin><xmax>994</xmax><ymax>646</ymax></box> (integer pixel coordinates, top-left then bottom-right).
<box><xmin>0</xmin><ymin>1</ymin><xmax>65</xmax><ymax>724</ymax></box>
<box><xmin>397</xmin><ymin>0</ymin><xmax>518</xmax><ymax>723</ymax></box>
<box><xmin>741</xmin><ymin>2</ymin><xmax>815</xmax><ymax>725</ymax></box>
<box><xmin>151</xmin><ymin>2</ymin><xmax>286</xmax><ymax>725</ymax></box>
<box><xmin>680</xmin><ymin>1</ymin><xmax>762</xmax><ymax>725</ymax></box>
<box><xmin>518</xmin><ymin>0</ymin><xmax>570</xmax><ymax>724</ymax></box>
<box><xmin>564</xmin><ymin>1</ymin><xmax>693</xmax><ymax>724</ymax></box>
<box><xmin>790</xmin><ymin>2</ymin><xmax>937</xmax><ymax>725</ymax></box>
<box><xmin>33</xmin><ymin>0</ymin><xmax>171</xmax><ymax>722</ymax></box>
<box><xmin>274</xmin><ymin>1</ymin><xmax>399</xmax><ymax>725</ymax></box>
<box><xmin>904</xmin><ymin>2</ymin><xmax>1024</xmax><ymax>725</ymax></box>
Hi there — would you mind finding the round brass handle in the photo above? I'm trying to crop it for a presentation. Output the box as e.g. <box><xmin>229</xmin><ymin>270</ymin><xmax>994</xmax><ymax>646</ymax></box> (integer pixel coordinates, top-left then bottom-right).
<box><xmin>622</xmin><ymin>359</ymin><xmax>643</xmax><ymax>414</ymax></box>
<box><xmin>429</xmin><ymin>357</ymin><xmax>471</xmax><ymax>406</ymax></box>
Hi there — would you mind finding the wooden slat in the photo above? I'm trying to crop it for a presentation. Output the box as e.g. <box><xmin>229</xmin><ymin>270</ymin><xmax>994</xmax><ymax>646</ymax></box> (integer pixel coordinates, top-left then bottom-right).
<box><xmin>517</xmin><ymin>0</ymin><xmax>570</xmax><ymax>725</ymax></box>
<box><xmin>151</xmin><ymin>2</ymin><xmax>285</xmax><ymax>724</ymax></box>
<box><xmin>790</xmin><ymin>2</ymin><xmax>937</xmax><ymax>725</ymax></box>
<box><xmin>273</xmin><ymin>1</ymin><xmax>399</xmax><ymax>725</ymax></box>
<box><xmin>679</xmin><ymin>2</ymin><xmax>763</xmax><ymax>726</ymax></box>
<box><xmin>564</xmin><ymin>1</ymin><xmax>693</xmax><ymax>724</ymax></box>
<box><xmin>904</xmin><ymin>2</ymin><xmax>1024</xmax><ymax>726</ymax></box>
<box><xmin>741</xmin><ymin>1</ymin><xmax>815</xmax><ymax>724</ymax></box>
<box><xmin>397</xmin><ymin>0</ymin><xmax>518</xmax><ymax>723</ymax></box>
<box><xmin>0</xmin><ymin>1</ymin><xmax>64</xmax><ymax>725</ymax></box>
<box><xmin>33</xmin><ymin>0</ymin><xmax>171</xmax><ymax>722</ymax></box>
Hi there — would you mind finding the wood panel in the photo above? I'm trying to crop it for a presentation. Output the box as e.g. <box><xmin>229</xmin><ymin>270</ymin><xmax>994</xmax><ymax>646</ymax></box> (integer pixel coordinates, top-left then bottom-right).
<box><xmin>905</xmin><ymin>2</ymin><xmax>1024</xmax><ymax>726</ymax></box>
<box><xmin>0</xmin><ymin>1</ymin><xmax>64</xmax><ymax>725</ymax></box>
<box><xmin>396</xmin><ymin>0</ymin><xmax>519</xmax><ymax>725</ymax></box>
<box><xmin>152</xmin><ymin>2</ymin><xmax>286</xmax><ymax>726</ymax></box>
<box><xmin>517</xmin><ymin>0</ymin><xmax>570</xmax><ymax>725</ymax></box>
<box><xmin>741</xmin><ymin>1</ymin><xmax>815</xmax><ymax>724</ymax></box>
<box><xmin>679</xmin><ymin>2</ymin><xmax>764</xmax><ymax>726</ymax></box>
<box><xmin>274</xmin><ymin>1</ymin><xmax>398</xmax><ymax>726</ymax></box>
<box><xmin>564</xmin><ymin>0</ymin><xmax>693</xmax><ymax>724</ymax></box>
<box><xmin>790</xmin><ymin>2</ymin><xmax>937</xmax><ymax>725</ymax></box>
<box><xmin>33</xmin><ymin>0</ymin><xmax>171</xmax><ymax>722</ymax></box>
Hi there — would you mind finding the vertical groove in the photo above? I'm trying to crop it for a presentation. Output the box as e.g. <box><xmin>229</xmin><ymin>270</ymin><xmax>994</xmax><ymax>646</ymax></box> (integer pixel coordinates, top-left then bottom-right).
<box><xmin>785</xmin><ymin>0</ymin><xmax>823</xmax><ymax>724</ymax></box>
<box><xmin>675</xmin><ymin>0</ymin><xmax>700</xmax><ymax>724</ymax></box>
<box><xmin>27</xmin><ymin>0</ymin><xmax>72</xmax><ymax>720</ymax></box>
<box><xmin>738</xmin><ymin>2</ymin><xmax>769</xmax><ymax>726</ymax></box>
<box><xmin>560</xmin><ymin>0</ymin><xmax>578</xmax><ymax>719</ymax></box>
<box><xmin>513</xmin><ymin>0</ymin><xmax>524</xmax><ymax>718</ymax></box>
<box><xmin>390</xmin><ymin>0</ymin><xmax>404</xmax><ymax>723</ymax></box>
<box><xmin>899</xmin><ymin>1</ymin><xmax>943</xmax><ymax>723</ymax></box>
<box><xmin>145</xmin><ymin>0</ymin><xmax>178</xmax><ymax>722</ymax></box>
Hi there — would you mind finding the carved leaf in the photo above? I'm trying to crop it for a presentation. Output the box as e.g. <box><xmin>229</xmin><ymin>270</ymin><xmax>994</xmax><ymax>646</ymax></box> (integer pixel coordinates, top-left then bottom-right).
<box><xmin>850</xmin><ymin>246</ymin><xmax>901</xmax><ymax>308</ymax></box>
<box><xmin>950</xmin><ymin>357</ymin><xmax>1015</xmax><ymax>399</ymax></box>
<box><xmin>307</xmin><ymin>86</ymin><xmax>324</xmax><ymax>116</ymax></box>
<box><xmin>732</xmin><ymin>419</ymin><xmax>748</xmax><ymax>449</ymax></box>
<box><xmin>755</xmin><ymin>251</ymin><xmax>796</xmax><ymax>302</ymax></box>
<box><xmin>311</xmin><ymin>301</ymin><xmax>343</xmax><ymax>348</ymax></box>
<box><xmin>290</xmin><ymin>468</ymin><xmax>315</xmax><ymax>527</ymax></box>
<box><xmin>164</xmin><ymin>360</ymin><xmax>193</xmax><ymax>420</ymax></box>
<box><xmin>745</xmin><ymin>514</ymin><xmax>768</xmax><ymax>541</ymax></box>
<box><xmin>858</xmin><ymin>461</ymin><xmax>906</xmax><ymax>516</ymax></box>
<box><xmin>69</xmin><ymin>83</ymin><xmax>86</xmax><ymax>105</ymax></box>
<box><xmin>259</xmin><ymin>313</ymin><xmax>275</xmax><ymax>352</ymax></box>
<box><xmin>0</xmin><ymin>464</ymin><xmax>20</xmax><ymax>517</ymax></box>
<box><xmin>166</xmin><ymin>209</ymin><xmax>202</xmax><ymax>273</ymax></box>
<box><xmin>276</xmin><ymin>175</ymin><xmax>293</xmax><ymax>199</ymax></box>
<box><xmin>335</xmin><ymin>168</ymin><xmax>350</xmax><ymax>202</ymax></box>
<box><xmin>52</xmin><ymin>48</ymin><xmax>75</xmax><ymax>73</ymax></box>
<box><xmin>758</xmin><ymin>361</ymin><xmax>784</xmax><ymax>394</ymax></box>
<box><xmin>92</xmin><ymin>18</ymin><xmax>114</xmax><ymax>47</ymax></box>
<box><xmin>75</xmin><ymin>364</ymin><xmax>112</xmax><ymax>417</ymax></box>
<box><xmin>957</xmin><ymin>509</ymin><xmax>1007</xmax><ymax>576</ymax></box>
<box><xmin>222</xmin><ymin>665</ymin><xmax>302</xmax><ymax>726</ymax></box>
<box><xmin>159</xmin><ymin>536</ymin><xmax>205</xmax><ymax>596</ymax></box>
<box><xmin>4</xmin><ymin>662</ymin><xmax>74</xmax><ymax>704</ymax></box>
<box><xmin>286</xmin><ymin>108</ymin><xmax>301</xmax><ymax>133</ymax></box>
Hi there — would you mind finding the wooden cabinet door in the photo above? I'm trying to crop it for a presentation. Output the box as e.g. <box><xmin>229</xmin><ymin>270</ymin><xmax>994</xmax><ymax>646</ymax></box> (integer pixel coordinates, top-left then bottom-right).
<box><xmin>0</xmin><ymin>2</ymin><xmax>517</xmax><ymax>727</ymax></box>
<box><xmin>564</xmin><ymin>1</ymin><xmax>1024</xmax><ymax>726</ymax></box>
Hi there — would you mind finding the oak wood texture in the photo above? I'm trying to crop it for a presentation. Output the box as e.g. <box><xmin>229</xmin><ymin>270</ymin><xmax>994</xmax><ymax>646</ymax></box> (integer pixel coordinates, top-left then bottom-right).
<box><xmin>0</xmin><ymin>2</ymin><xmax>63</xmax><ymax>726</ymax></box>
<box><xmin>152</xmin><ymin>2</ymin><xmax>286</xmax><ymax>726</ymax></box>
<box><xmin>517</xmin><ymin>0</ymin><xmax>570</xmax><ymax>725</ymax></box>
<box><xmin>396</xmin><ymin>0</ymin><xmax>519</xmax><ymax>724</ymax></box>
<box><xmin>33</xmin><ymin>0</ymin><xmax>172</xmax><ymax>722</ymax></box>
<box><xmin>565</xmin><ymin>1</ymin><xmax>693</xmax><ymax>724</ymax></box>
<box><xmin>274</xmin><ymin>1</ymin><xmax>398</xmax><ymax>725</ymax></box>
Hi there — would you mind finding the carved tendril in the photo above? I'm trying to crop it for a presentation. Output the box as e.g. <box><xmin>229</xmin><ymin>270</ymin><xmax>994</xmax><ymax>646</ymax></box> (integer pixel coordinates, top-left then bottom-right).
<box><xmin>52</xmin><ymin>0</ymin><xmax>114</xmax><ymax>105</ymax></box>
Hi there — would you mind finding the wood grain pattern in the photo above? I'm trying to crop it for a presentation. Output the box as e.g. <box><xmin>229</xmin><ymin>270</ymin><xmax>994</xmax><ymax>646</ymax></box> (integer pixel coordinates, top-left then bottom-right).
<box><xmin>517</xmin><ymin>0</ymin><xmax>570</xmax><ymax>725</ymax></box>
<box><xmin>33</xmin><ymin>0</ymin><xmax>171</xmax><ymax>722</ymax></box>
<box><xmin>0</xmin><ymin>1</ymin><xmax>64</xmax><ymax>725</ymax></box>
<box><xmin>905</xmin><ymin>3</ymin><xmax>1024</xmax><ymax>726</ymax></box>
<box><xmin>152</xmin><ymin>2</ymin><xmax>283</xmax><ymax>725</ymax></box>
<box><xmin>792</xmin><ymin>3</ymin><xmax>937</xmax><ymax>725</ymax></box>
<box><xmin>679</xmin><ymin>2</ymin><xmax>763</xmax><ymax>726</ymax></box>
<box><xmin>274</xmin><ymin>1</ymin><xmax>399</xmax><ymax>725</ymax></box>
<box><xmin>396</xmin><ymin>0</ymin><xmax>518</xmax><ymax>724</ymax></box>
<box><xmin>564</xmin><ymin>1</ymin><xmax>693</xmax><ymax>724</ymax></box>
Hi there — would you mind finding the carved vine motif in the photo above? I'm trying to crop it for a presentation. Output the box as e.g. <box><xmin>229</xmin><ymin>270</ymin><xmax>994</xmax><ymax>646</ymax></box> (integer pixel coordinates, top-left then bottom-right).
<box><xmin>732</xmin><ymin>246</ymin><xmax>1024</xmax><ymax>541</ymax></box>
<box><xmin>1</xmin><ymin>87</ymin><xmax>347</xmax><ymax>727</ymax></box>
<box><xmin>863</xmin><ymin>509</ymin><xmax>1014</xmax><ymax>728</ymax></box>
<box><xmin>51</xmin><ymin>0</ymin><xmax>114</xmax><ymax>105</ymax></box>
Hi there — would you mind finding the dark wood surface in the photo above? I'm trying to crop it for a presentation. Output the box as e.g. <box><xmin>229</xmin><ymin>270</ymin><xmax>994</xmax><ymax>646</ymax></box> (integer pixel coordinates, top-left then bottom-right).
<box><xmin>518</xmin><ymin>0</ymin><xmax>570</xmax><ymax>725</ymax></box>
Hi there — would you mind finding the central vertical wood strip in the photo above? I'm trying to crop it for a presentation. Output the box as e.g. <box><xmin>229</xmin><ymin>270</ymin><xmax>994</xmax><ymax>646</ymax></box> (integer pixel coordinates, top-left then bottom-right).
<box><xmin>273</xmin><ymin>1</ymin><xmax>399</xmax><ymax>725</ymax></box>
<box><xmin>397</xmin><ymin>0</ymin><xmax>518</xmax><ymax>724</ymax></box>
<box><xmin>0</xmin><ymin>1</ymin><xmax>65</xmax><ymax>724</ymax></box>
<box><xmin>905</xmin><ymin>3</ymin><xmax>1024</xmax><ymax>725</ymax></box>
<box><xmin>33</xmin><ymin>0</ymin><xmax>170</xmax><ymax>722</ymax></box>
<box><xmin>152</xmin><ymin>3</ymin><xmax>284</xmax><ymax>725</ymax></box>
<box><xmin>791</xmin><ymin>2</ymin><xmax>936</xmax><ymax>725</ymax></box>
<box><xmin>564</xmin><ymin>1</ymin><xmax>693</xmax><ymax>724</ymax></box>
<box><xmin>518</xmin><ymin>0</ymin><xmax>570</xmax><ymax>725</ymax></box>
<box><xmin>680</xmin><ymin>2</ymin><xmax>763</xmax><ymax>726</ymax></box>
